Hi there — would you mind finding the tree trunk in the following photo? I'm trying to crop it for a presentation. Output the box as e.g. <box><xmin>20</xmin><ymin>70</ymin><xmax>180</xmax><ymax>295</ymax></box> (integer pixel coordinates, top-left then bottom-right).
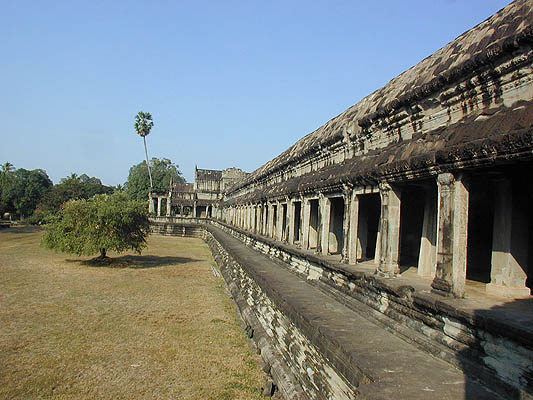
<box><xmin>143</xmin><ymin>136</ymin><xmax>153</xmax><ymax>190</ymax></box>
<box><xmin>100</xmin><ymin>248</ymin><xmax>106</xmax><ymax>258</ymax></box>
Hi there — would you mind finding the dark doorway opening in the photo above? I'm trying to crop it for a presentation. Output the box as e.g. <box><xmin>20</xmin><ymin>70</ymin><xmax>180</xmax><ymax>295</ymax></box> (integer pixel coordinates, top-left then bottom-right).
<box><xmin>357</xmin><ymin>194</ymin><xmax>380</xmax><ymax>261</ymax></box>
<box><xmin>293</xmin><ymin>201</ymin><xmax>302</xmax><ymax>243</ymax></box>
<box><xmin>329</xmin><ymin>197</ymin><xmax>345</xmax><ymax>254</ymax></box>
<box><xmin>309</xmin><ymin>199</ymin><xmax>319</xmax><ymax>249</ymax></box>
<box><xmin>196</xmin><ymin>206</ymin><xmax>207</xmax><ymax>218</ymax></box>
<box><xmin>467</xmin><ymin>175</ymin><xmax>494</xmax><ymax>283</ymax></box>
<box><xmin>399</xmin><ymin>185</ymin><xmax>426</xmax><ymax>267</ymax></box>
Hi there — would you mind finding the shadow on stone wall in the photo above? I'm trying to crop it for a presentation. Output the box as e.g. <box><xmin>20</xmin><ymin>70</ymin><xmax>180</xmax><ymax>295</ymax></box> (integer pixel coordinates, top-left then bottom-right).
<box><xmin>460</xmin><ymin>297</ymin><xmax>533</xmax><ymax>399</ymax></box>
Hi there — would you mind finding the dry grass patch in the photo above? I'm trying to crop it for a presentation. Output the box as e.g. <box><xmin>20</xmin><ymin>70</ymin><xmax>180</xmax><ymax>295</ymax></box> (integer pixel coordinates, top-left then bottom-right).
<box><xmin>0</xmin><ymin>226</ymin><xmax>265</xmax><ymax>399</ymax></box>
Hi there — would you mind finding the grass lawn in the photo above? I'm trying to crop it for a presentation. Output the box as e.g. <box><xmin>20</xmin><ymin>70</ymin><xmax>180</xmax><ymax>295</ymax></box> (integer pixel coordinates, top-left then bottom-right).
<box><xmin>0</xmin><ymin>227</ymin><xmax>265</xmax><ymax>399</ymax></box>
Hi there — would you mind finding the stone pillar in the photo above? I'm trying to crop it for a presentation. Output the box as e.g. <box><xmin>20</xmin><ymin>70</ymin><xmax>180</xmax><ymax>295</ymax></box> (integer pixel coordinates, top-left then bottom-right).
<box><xmin>302</xmin><ymin>199</ymin><xmax>310</xmax><ymax>250</ymax></box>
<box><xmin>260</xmin><ymin>204</ymin><xmax>264</xmax><ymax>234</ymax></box>
<box><xmin>156</xmin><ymin>197</ymin><xmax>162</xmax><ymax>217</ymax></box>
<box><xmin>348</xmin><ymin>191</ymin><xmax>359</xmax><ymax>264</ymax></box>
<box><xmin>269</xmin><ymin>203</ymin><xmax>275</xmax><ymax>238</ymax></box>
<box><xmin>341</xmin><ymin>189</ymin><xmax>352</xmax><ymax>263</ymax></box>
<box><xmin>166</xmin><ymin>193</ymin><xmax>172</xmax><ymax>216</ymax></box>
<box><xmin>277</xmin><ymin>202</ymin><xmax>283</xmax><ymax>241</ymax></box>
<box><xmin>418</xmin><ymin>188</ymin><xmax>437</xmax><ymax>278</ymax></box>
<box><xmin>320</xmin><ymin>195</ymin><xmax>331</xmax><ymax>256</ymax></box>
<box><xmin>288</xmin><ymin>200</ymin><xmax>295</xmax><ymax>244</ymax></box>
<box><xmin>299</xmin><ymin>198</ymin><xmax>305</xmax><ymax>247</ymax></box>
<box><xmin>432</xmin><ymin>173</ymin><xmax>469</xmax><ymax>298</ymax></box>
<box><xmin>257</xmin><ymin>204</ymin><xmax>262</xmax><ymax>234</ymax></box>
<box><xmin>252</xmin><ymin>205</ymin><xmax>257</xmax><ymax>233</ymax></box>
<box><xmin>377</xmin><ymin>182</ymin><xmax>401</xmax><ymax>277</ymax></box>
<box><xmin>193</xmin><ymin>202</ymin><xmax>197</xmax><ymax>219</ymax></box>
<box><xmin>486</xmin><ymin>178</ymin><xmax>531</xmax><ymax>298</ymax></box>
<box><xmin>148</xmin><ymin>193</ymin><xmax>154</xmax><ymax>214</ymax></box>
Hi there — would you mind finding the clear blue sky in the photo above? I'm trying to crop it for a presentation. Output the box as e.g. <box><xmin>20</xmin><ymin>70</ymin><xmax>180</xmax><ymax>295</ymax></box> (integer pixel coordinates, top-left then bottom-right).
<box><xmin>1</xmin><ymin>0</ymin><xmax>512</xmax><ymax>185</ymax></box>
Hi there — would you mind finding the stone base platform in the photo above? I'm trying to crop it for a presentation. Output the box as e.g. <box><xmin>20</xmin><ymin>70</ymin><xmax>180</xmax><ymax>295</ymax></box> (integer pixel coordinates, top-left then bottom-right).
<box><xmin>204</xmin><ymin>224</ymin><xmax>518</xmax><ymax>399</ymax></box>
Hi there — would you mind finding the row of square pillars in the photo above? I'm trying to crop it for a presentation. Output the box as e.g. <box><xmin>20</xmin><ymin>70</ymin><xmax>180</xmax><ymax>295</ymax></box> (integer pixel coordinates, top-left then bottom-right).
<box><xmin>150</xmin><ymin>196</ymin><xmax>212</xmax><ymax>218</ymax></box>
<box><xmin>227</xmin><ymin>170</ymin><xmax>532</xmax><ymax>298</ymax></box>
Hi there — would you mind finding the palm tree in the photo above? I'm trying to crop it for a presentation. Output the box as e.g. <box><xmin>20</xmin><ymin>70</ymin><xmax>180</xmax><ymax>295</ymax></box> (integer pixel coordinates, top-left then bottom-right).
<box><xmin>1</xmin><ymin>162</ymin><xmax>13</xmax><ymax>186</ymax></box>
<box><xmin>134</xmin><ymin>112</ymin><xmax>154</xmax><ymax>190</ymax></box>
<box><xmin>2</xmin><ymin>162</ymin><xmax>13</xmax><ymax>175</ymax></box>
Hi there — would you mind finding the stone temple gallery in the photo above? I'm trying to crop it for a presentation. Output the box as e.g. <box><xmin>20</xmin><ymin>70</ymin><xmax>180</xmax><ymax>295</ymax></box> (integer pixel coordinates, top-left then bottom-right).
<box><xmin>149</xmin><ymin>1</ymin><xmax>533</xmax><ymax>398</ymax></box>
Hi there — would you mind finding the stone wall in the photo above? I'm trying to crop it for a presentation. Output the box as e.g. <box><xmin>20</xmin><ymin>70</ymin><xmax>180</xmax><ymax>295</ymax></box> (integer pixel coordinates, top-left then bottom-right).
<box><xmin>210</xmin><ymin>220</ymin><xmax>532</xmax><ymax>399</ymax></box>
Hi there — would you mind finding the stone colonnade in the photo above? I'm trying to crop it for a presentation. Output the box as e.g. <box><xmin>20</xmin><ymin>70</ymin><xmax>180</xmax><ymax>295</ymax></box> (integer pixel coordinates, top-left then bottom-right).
<box><xmin>149</xmin><ymin>194</ymin><xmax>215</xmax><ymax>218</ymax></box>
<box><xmin>224</xmin><ymin>172</ymin><xmax>531</xmax><ymax>299</ymax></box>
<box><xmin>149</xmin><ymin>194</ymin><xmax>171</xmax><ymax>217</ymax></box>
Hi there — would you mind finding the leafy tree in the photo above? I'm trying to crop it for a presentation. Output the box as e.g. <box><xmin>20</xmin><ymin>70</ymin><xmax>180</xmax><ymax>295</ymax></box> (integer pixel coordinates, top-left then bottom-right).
<box><xmin>125</xmin><ymin>157</ymin><xmax>184</xmax><ymax>202</ymax></box>
<box><xmin>38</xmin><ymin>173</ymin><xmax>114</xmax><ymax>217</ymax></box>
<box><xmin>42</xmin><ymin>192</ymin><xmax>150</xmax><ymax>259</ymax></box>
<box><xmin>1</xmin><ymin>168</ymin><xmax>53</xmax><ymax>219</ymax></box>
<box><xmin>134</xmin><ymin>111</ymin><xmax>154</xmax><ymax>190</ymax></box>
<box><xmin>0</xmin><ymin>162</ymin><xmax>14</xmax><ymax>216</ymax></box>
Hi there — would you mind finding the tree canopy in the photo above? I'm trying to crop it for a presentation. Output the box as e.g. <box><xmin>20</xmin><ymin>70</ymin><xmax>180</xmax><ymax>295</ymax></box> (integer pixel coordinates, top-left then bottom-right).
<box><xmin>0</xmin><ymin>167</ymin><xmax>53</xmax><ymax>219</ymax></box>
<box><xmin>42</xmin><ymin>192</ymin><xmax>150</xmax><ymax>259</ymax></box>
<box><xmin>125</xmin><ymin>158</ymin><xmax>184</xmax><ymax>202</ymax></box>
<box><xmin>38</xmin><ymin>173</ymin><xmax>114</xmax><ymax>216</ymax></box>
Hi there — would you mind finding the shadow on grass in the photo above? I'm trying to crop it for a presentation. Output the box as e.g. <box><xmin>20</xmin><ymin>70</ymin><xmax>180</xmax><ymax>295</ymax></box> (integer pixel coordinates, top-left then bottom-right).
<box><xmin>0</xmin><ymin>225</ymin><xmax>43</xmax><ymax>234</ymax></box>
<box><xmin>65</xmin><ymin>254</ymin><xmax>199</xmax><ymax>269</ymax></box>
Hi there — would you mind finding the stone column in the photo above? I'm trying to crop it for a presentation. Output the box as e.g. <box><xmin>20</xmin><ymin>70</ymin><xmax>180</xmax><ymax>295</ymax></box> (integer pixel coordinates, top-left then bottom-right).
<box><xmin>418</xmin><ymin>188</ymin><xmax>437</xmax><ymax>278</ymax></box>
<box><xmin>486</xmin><ymin>178</ymin><xmax>530</xmax><ymax>298</ymax></box>
<box><xmin>260</xmin><ymin>204</ymin><xmax>264</xmax><ymax>234</ymax></box>
<box><xmin>320</xmin><ymin>195</ymin><xmax>331</xmax><ymax>256</ymax></box>
<box><xmin>431</xmin><ymin>173</ymin><xmax>469</xmax><ymax>298</ymax></box>
<box><xmin>288</xmin><ymin>200</ymin><xmax>295</xmax><ymax>244</ymax></box>
<box><xmin>341</xmin><ymin>189</ymin><xmax>352</xmax><ymax>263</ymax></box>
<box><xmin>377</xmin><ymin>182</ymin><xmax>401</xmax><ymax>277</ymax></box>
<box><xmin>302</xmin><ymin>199</ymin><xmax>310</xmax><ymax>250</ymax></box>
<box><xmin>193</xmin><ymin>202</ymin><xmax>197</xmax><ymax>219</ymax></box>
<box><xmin>348</xmin><ymin>191</ymin><xmax>359</xmax><ymax>264</ymax></box>
<box><xmin>148</xmin><ymin>193</ymin><xmax>154</xmax><ymax>214</ymax></box>
<box><xmin>299</xmin><ymin>198</ymin><xmax>305</xmax><ymax>246</ymax></box>
<box><xmin>277</xmin><ymin>202</ymin><xmax>283</xmax><ymax>241</ymax></box>
<box><xmin>252</xmin><ymin>205</ymin><xmax>257</xmax><ymax>233</ymax></box>
<box><xmin>257</xmin><ymin>205</ymin><xmax>260</xmax><ymax>233</ymax></box>
<box><xmin>166</xmin><ymin>192</ymin><xmax>172</xmax><ymax>216</ymax></box>
<box><xmin>156</xmin><ymin>197</ymin><xmax>162</xmax><ymax>217</ymax></box>
<box><xmin>269</xmin><ymin>203</ymin><xmax>275</xmax><ymax>238</ymax></box>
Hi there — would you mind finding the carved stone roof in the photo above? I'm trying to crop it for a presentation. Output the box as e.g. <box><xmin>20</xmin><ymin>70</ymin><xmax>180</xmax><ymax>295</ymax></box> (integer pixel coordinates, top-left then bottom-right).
<box><xmin>227</xmin><ymin>101</ymin><xmax>533</xmax><ymax>205</ymax></box>
<box><xmin>171</xmin><ymin>182</ymin><xmax>194</xmax><ymax>193</ymax></box>
<box><xmin>231</xmin><ymin>0</ymin><xmax>533</xmax><ymax>193</ymax></box>
<box><xmin>196</xmin><ymin>168</ymin><xmax>223</xmax><ymax>180</ymax></box>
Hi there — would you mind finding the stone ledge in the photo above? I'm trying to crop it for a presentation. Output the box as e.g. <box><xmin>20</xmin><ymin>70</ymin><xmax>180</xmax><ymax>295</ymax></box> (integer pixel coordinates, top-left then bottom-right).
<box><xmin>211</xmin><ymin>220</ymin><xmax>533</xmax><ymax>399</ymax></box>
<box><xmin>214</xmin><ymin>220</ymin><xmax>533</xmax><ymax>346</ymax></box>
<box><xmin>205</xmin><ymin>224</ymin><xmax>503</xmax><ymax>399</ymax></box>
